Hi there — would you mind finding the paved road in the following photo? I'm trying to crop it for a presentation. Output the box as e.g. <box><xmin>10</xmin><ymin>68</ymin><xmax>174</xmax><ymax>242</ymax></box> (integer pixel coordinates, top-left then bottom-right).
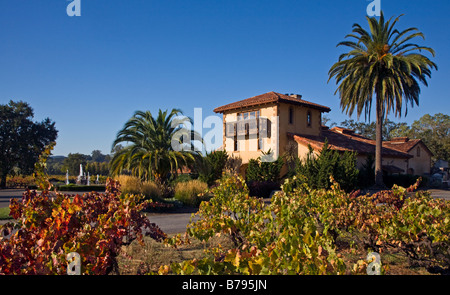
<box><xmin>0</xmin><ymin>189</ymin><xmax>197</xmax><ymax>234</ymax></box>
<box><xmin>425</xmin><ymin>189</ymin><xmax>450</xmax><ymax>201</ymax></box>
<box><xmin>0</xmin><ymin>189</ymin><xmax>23</xmax><ymax>208</ymax></box>
<box><xmin>147</xmin><ymin>212</ymin><xmax>198</xmax><ymax>234</ymax></box>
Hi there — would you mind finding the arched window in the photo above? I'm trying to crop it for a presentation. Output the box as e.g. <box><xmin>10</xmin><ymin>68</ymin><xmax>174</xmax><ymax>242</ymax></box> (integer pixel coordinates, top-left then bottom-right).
<box><xmin>307</xmin><ymin>111</ymin><xmax>312</xmax><ymax>127</ymax></box>
<box><xmin>417</xmin><ymin>147</ymin><xmax>421</xmax><ymax>157</ymax></box>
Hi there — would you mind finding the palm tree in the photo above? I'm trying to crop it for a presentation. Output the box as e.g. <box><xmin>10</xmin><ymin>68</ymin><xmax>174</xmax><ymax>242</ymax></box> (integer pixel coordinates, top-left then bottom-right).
<box><xmin>328</xmin><ymin>12</ymin><xmax>437</xmax><ymax>187</ymax></box>
<box><xmin>110</xmin><ymin>109</ymin><xmax>202</xmax><ymax>184</ymax></box>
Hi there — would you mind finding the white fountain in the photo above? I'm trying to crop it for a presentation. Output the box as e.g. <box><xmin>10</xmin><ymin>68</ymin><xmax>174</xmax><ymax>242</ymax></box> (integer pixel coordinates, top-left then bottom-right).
<box><xmin>66</xmin><ymin>170</ymin><xmax>70</xmax><ymax>185</ymax></box>
<box><xmin>76</xmin><ymin>164</ymin><xmax>85</xmax><ymax>185</ymax></box>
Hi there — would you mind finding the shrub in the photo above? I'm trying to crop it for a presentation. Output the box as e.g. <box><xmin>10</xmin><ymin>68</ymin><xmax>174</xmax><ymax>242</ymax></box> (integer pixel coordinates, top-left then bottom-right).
<box><xmin>224</xmin><ymin>155</ymin><xmax>242</xmax><ymax>175</ymax></box>
<box><xmin>245</xmin><ymin>151</ymin><xmax>284</xmax><ymax>183</ymax></box>
<box><xmin>5</xmin><ymin>175</ymin><xmax>35</xmax><ymax>188</ymax></box>
<box><xmin>174</xmin><ymin>180</ymin><xmax>209</xmax><ymax>207</ymax></box>
<box><xmin>295</xmin><ymin>141</ymin><xmax>359</xmax><ymax>192</ymax></box>
<box><xmin>57</xmin><ymin>184</ymin><xmax>106</xmax><ymax>192</ymax></box>
<box><xmin>197</xmin><ymin>151</ymin><xmax>229</xmax><ymax>186</ymax></box>
<box><xmin>114</xmin><ymin>175</ymin><xmax>143</xmax><ymax>195</ymax></box>
<box><xmin>141</xmin><ymin>180</ymin><xmax>162</xmax><ymax>200</ymax></box>
<box><xmin>113</xmin><ymin>175</ymin><xmax>162</xmax><ymax>200</ymax></box>
<box><xmin>357</xmin><ymin>154</ymin><xmax>375</xmax><ymax>188</ymax></box>
<box><xmin>170</xmin><ymin>174</ymin><xmax>193</xmax><ymax>186</ymax></box>
<box><xmin>247</xmin><ymin>180</ymin><xmax>280</xmax><ymax>198</ymax></box>
<box><xmin>383</xmin><ymin>174</ymin><xmax>428</xmax><ymax>189</ymax></box>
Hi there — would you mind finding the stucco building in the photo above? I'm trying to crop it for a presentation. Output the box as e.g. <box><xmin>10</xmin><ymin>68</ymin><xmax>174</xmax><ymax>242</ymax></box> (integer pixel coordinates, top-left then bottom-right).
<box><xmin>214</xmin><ymin>91</ymin><xmax>432</xmax><ymax>176</ymax></box>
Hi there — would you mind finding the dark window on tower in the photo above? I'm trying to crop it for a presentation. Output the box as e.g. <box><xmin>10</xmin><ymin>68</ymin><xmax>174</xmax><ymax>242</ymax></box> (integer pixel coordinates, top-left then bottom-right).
<box><xmin>289</xmin><ymin>107</ymin><xmax>294</xmax><ymax>124</ymax></box>
<box><xmin>307</xmin><ymin>111</ymin><xmax>312</xmax><ymax>127</ymax></box>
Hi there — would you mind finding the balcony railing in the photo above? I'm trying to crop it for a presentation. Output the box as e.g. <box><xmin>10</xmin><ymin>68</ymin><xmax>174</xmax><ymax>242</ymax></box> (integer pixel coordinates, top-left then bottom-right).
<box><xmin>225</xmin><ymin>118</ymin><xmax>271</xmax><ymax>138</ymax></box>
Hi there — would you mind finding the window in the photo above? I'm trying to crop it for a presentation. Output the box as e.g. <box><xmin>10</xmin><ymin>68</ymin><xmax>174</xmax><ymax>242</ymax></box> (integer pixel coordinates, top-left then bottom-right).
<box><xmin>417</xmin><ymin>147</ymin><xmax>421</xmax><ymax>157</ymax></box>
<box><xmin>235</xmin><ymin>110</ymin><xmax>264</xmax><ymax>151</ymax></box>
<box><xmin>238</xmin><ymin>111</ymin><xmax>260</xmax><ymax>121</ymax></box>
<box><xmin>307</xmin><ymin>111</ymin><xmax>312</xmax><ymax>127</ymax></box>
<box><xmin>289</xmin><ymin>107</ymin><xmax>294</xmax><ymax>124</ymax></box>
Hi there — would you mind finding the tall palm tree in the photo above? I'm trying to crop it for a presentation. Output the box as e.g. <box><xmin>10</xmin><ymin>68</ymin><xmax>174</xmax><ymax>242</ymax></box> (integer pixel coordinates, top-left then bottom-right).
<box><xmin>328</xmin><ymin>12</ymin><xmax>437</xmax><ymax>187</ymax></box>
<box><xmin>110</xmin><ymin>109</ymin><xmax>202</xmax><ymax>184</ymax></box>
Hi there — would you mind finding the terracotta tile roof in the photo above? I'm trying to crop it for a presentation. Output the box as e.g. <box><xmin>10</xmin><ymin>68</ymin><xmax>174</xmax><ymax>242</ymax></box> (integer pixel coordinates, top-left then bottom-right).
<box><xmin>384</xmin><ymin>138</ymin><xmax>433</xmax><ymax>156</ymax></box>
<box><xmin>213</xmin><ymin>91</ymin><xmax>331</xmax><ymax>113</ymax></box>
<box><xmin>288</xmin><ymin>127</ymin><xmax>412</xmax><ymax>159</ymax></box>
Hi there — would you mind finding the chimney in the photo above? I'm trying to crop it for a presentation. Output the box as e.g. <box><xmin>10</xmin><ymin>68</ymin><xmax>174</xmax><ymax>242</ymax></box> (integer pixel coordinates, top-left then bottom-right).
<box><xmin>289</xmin><ymin>94</ymin><xmax>302</xmax><ymax>99</ymax></box>
<box><xmin>390</xmin><ymin>137</ymin><xmax>409</xmax><ymax>143</ymax></box>
<box><xmin>333</xmin><ymin>127</ymin><xmax>354</xmax><ymax>135</ymax></box>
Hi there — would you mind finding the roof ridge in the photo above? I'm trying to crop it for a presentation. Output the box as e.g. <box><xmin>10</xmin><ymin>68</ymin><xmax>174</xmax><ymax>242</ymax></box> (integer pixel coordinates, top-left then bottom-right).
<box><xmin>288</xmin><ymin>129</ymin><xmax>412</xmax><ymax>159</ymax></box>
<box><xmin>214</xmin><ymin>91</ymin><xmax>331</xmax><ymax>113</ymax></box>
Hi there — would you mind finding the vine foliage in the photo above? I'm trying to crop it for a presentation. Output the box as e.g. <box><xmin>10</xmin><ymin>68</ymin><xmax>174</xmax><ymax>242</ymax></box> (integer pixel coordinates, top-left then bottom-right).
<box><xmin>0</xmin><ymin>178</ymin><xmax>166</xmax><ymax>275</ymax></box>
<box><xmin>162</xmin><ymin>174</ymin><xmax>449</xmax><ymax>275</ymax></box>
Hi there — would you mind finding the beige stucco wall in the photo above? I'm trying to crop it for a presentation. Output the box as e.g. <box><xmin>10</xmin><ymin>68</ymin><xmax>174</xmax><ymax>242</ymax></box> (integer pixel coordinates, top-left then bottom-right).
<box><xmin>278</xmin><ymin>103</ymin><xmax>322</xmax><ymax>163</ymax></box>
<box><xmin>278</xmin><ymin>103</ymin><xmax>322</xmax><ymax>136</ymax></box>
<box><xmin>407</xmin><ymin>143</ymin><xmax>431</xmax><ymax>175</ymax></box>
<box><xmin>296</xmin><ymin>141</ymin><xmax>319</xmax><ymax>160</ymax></box>
<box><xmin>222</xmin><ymin>102</ymin><xmax>323</xmax><ymax>165</ymax></box>
<box><xmin>355</xmin><ymin>143</ymin><xmax>432</xmax><ymax>176</ymax></box>
<box><xmin>383</xmin><ymin>157</ymin><xmax>409</xmax><ymax>173</ymax></box>
<box><xmin>223</xmin><ymin>104</ymin><xmax>278</xmax><ymax>164</ymax></box>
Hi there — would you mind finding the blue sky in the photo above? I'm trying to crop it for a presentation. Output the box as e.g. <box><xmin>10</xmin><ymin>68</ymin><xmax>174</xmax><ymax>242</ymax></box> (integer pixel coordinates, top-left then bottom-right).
<box><xmin>1</xmin><ymin>0</ymin><xmax>449</xmax><ymax>156</ymax></box>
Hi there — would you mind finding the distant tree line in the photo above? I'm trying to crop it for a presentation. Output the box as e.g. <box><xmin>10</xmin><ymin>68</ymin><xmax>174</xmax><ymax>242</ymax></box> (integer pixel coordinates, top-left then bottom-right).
<box><xmin>47</xmin><ymin>149</ymin><xmax>115</xmax><ymax>176</ymax></box>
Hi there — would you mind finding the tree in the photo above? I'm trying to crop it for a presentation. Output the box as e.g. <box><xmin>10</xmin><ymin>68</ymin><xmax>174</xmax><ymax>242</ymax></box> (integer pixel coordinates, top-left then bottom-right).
<box><xmin>391</xmin><ymin>113</ymin><xmax>449</xmax><ymax>163</ymax></box>
<box><xmin>328</xmin><ymin>12</ymin><xmax>437</xmax><ymax>187</ymax></box>
<box><xmin>110</xmin><ymin>109</ymin><xmax>202</xmax><ymax>184</ymax></box>
<box><xmin>0</xmin><ymin>101</ymin><xmax>58</xmax><ymax>188</ymax></box>
<box><xmin>196</xmin><ymin>151</ymin><xmax>229</xmax><ymax>186</ymax></box>
<box><xmin>246</xmin><ymin>152</ymin><xmax>284</xmax><ymax>184</ymax></box>
<box><xmin>91</xmin><ymin>150</ymin><xmax>107</xmax><ymax>162</ymax></box>
<box><xmin>339</xmin><ymin>119</ymin><xmax>408</xmax><ymax>141</ymax></box>
<box><xmin>295</xmin><ymin>141</ymin><xmax>359</xmax><ymax>192</ymax></box>
<box><xmin>62</xmin><ymin>153</ymin><xmax>88</xmax><ymax>176</ymax></box>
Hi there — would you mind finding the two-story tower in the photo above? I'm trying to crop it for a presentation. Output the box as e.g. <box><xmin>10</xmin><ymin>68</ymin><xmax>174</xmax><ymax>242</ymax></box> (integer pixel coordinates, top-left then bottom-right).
<box><xmin>213</xmin><ymin>91</ymin><xmax>331</xmax><ymax>164</ymax></box>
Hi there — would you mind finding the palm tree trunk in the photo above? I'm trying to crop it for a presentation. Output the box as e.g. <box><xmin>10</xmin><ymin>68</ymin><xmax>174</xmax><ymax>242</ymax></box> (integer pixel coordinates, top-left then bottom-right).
<box><xmin>374</xmin><ymin>96</ymin><xmax>385</xmax><ymax>188</ymax></box>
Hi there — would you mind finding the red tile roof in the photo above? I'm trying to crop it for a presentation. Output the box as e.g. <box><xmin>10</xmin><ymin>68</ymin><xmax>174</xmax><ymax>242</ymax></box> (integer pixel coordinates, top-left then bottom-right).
<box><xmin>384</xmin><ymin>138</ymin><xmax>433</xmax><ymax>156</ymax></box>
<box><xmin>213</xmin><ymin>91</ymin><xmax>331</xmax><ymax>113</ymax></box>
<box><xmin>288</xmin><ymin>127</ymin><xmax>412</xmax><ymax>159</ymax></box>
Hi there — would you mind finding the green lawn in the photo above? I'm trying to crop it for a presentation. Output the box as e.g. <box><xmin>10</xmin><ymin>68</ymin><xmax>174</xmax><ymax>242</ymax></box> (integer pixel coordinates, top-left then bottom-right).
<box><xmin>0</xmin><ymin>207</ymin><xmax>11</xmax><ymax>220</ymax></box>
